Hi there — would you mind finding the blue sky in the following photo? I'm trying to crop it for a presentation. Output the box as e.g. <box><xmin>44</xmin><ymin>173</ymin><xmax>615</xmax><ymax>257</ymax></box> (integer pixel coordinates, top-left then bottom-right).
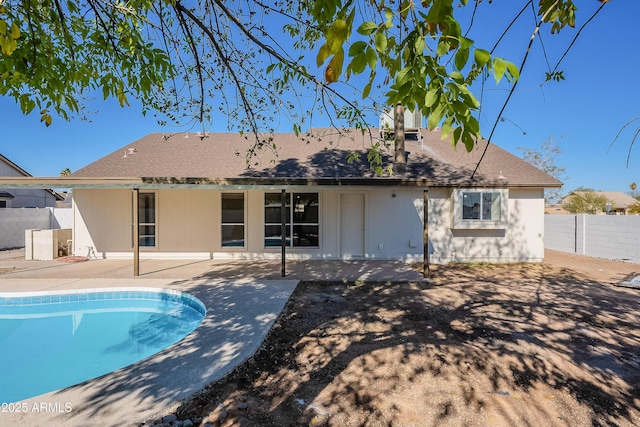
<box><xmin>1</xmin><ymin>1</ymin><xmax>638</xmax><ymax>195</ymax></box>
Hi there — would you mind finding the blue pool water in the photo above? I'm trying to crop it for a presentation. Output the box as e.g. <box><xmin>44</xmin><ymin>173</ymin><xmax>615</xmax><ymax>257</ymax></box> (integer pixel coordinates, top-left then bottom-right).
<box><xmin>0</xmin><ymin>288</ymin><xmax>205</xmax><ymax>403</ymax></box>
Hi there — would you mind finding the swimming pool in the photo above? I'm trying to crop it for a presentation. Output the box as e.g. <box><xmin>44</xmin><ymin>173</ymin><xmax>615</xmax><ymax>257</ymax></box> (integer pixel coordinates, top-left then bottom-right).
<box><xmin>0</xmin><ymin>288</ymin><xmax>205</xmax><ymax>403</ymax></box>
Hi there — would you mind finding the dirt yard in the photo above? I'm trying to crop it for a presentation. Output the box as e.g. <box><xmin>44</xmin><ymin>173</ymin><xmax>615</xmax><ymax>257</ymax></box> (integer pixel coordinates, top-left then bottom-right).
<box><xmin>173</xmin><ymin>250</ymin><xmax>640</xmax><ymax>426</ymax></box>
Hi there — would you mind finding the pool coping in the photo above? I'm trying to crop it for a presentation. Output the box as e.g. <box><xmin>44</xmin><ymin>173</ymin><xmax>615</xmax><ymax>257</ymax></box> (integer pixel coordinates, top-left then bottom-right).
<box><xmin>0</xmin><ymin>277</ymin><xmax>299</xmax><ymax>427</ymax></box>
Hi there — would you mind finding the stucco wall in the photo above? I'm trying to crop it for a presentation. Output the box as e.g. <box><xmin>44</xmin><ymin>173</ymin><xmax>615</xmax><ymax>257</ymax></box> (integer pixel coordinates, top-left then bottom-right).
<box><xmin>427</xmin><ymin>187</ymin><xmax>545</xmax><ymax>263</ymax></box>
<box><xmin>72</xmin><ymin>186</ymin><xmax>546</xmax><ymax>263</ymax></box>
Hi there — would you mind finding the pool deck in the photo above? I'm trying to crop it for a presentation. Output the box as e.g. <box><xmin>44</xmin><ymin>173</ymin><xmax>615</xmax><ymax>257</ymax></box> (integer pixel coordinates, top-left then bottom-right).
<box><xmin>0</xmin><ymin>252</ymin><xmax>426</xmax><ymax>426</ymax></box>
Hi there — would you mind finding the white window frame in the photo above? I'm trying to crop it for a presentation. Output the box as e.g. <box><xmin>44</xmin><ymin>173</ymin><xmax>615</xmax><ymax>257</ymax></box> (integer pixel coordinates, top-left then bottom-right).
<box><xmin>451</xmin><ymin>188</ymin><xmax>508</xmax><ymax>229</ymax></box>
<box><xmin>220</xmin><ymin>192</ymin><xmax>247</xmax><ymax>248</ymax></box>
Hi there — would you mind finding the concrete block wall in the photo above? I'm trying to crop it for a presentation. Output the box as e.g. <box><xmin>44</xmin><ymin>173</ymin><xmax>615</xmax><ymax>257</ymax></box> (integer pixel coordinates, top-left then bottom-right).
<box><xmin>0</xmin><ymin>208</ymin><xmax>51</xmax><ymax>249</ymax></box>
<box><xmin>584</xmin><ymin>215</ymin><xmax>640</xmax><ymax>262</ymax></box>
<box><xmin>545</xmin><ymin>214</ymin><xmax>640</xmax><ymax>263</ymax></box>
<box><xmin>544</xmin><ymin>215</ymin><xmax>577</xmax><ymax>253</ymax></box>
<box><xmin>0</xmin><ymin>208</ymin><xmax>72</xmax><ymax>249</ymax></box>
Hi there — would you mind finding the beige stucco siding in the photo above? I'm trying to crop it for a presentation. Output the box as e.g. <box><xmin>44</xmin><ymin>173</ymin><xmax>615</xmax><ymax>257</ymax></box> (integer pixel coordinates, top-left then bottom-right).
<box><xmin>71</xmin><ymin>186</ymin><xmax>546</xmax><ymax>263</ymax></box>
<box><xmin>73</xmin><ymin>189</ymin><xmax>132</xmax><ymax>256</ymax></box>
<box><xmin>158</xmin><ymin>189</ymin><xmax>215</xmax><ymax>252</ymax></box>
<box><xmin>427</xmin><ymin>187</ymin><xmax>545</xmax><ymax>263</ymax></box>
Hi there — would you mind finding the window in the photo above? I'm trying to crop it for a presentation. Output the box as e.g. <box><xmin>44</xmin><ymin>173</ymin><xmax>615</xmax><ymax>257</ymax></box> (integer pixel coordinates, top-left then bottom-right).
<box><xmin>452</xmin><ymin>189</ymin><xmax>507</xmax><ymax>229</ymax></box>
<box><xmin>138</xmin><ymin>192</ymin><xmax>156</xmax><ymax>247</ymax></box>
<box><xmin>462</xmin><ymin>192</ymin><xmax>501</xmax><ymax>221</ymax></box>
<box><xmin>264</xmin><ymin>192</ymin><xmax>319</xmax><ymax>247</ymax></box>
<box><xmin>0</xmin><ymin>201</ymin><xmax>6</xmax><ymax>208</ymax></box>
<box><xmin>221</xmin><ymin>193</ymin><xmax>245</xmax><ymax>247</ymax></box>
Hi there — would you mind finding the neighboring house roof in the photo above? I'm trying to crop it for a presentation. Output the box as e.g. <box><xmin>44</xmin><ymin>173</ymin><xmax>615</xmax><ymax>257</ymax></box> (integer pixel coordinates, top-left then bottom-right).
<box><xmin>562</xmin><ymin>191</ymin><xmax>639</xmax><ymax>209</ymax></box>
<box><xmin>0</xmin><ymin>191</ymin><xmax>15</xmax><ymax>199</ymax></box>
<box><xmin>0</xmin><ymin>153</ymin><xmax>65</xmax><ymax>201</ymax></box>
<box><xmin>544</xmin><ymin>203</ymin><xmax>571</xmax><ymax>215</ymax></box>
<box><xmin>72</xmin><ymin>129</ymin><xmax>562</xmax><ymax>188</ymax></box>
<box><xmin>55</xmin><ymin>191</ymin><xmax>73</xmax><ymax>208</ymax></box>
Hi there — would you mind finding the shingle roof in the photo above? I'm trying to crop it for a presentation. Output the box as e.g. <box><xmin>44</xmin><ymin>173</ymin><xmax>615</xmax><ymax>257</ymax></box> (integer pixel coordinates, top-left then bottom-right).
<box><xmin>72</xmin><ymin>128</ymin><xmax>562</xmax><ymax>188</ymax></box>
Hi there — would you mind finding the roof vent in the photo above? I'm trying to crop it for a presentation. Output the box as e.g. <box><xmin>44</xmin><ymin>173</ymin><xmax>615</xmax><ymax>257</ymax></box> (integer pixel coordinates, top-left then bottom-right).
<box><xmin>123</xmin><ymin>147</ymin><xmax>137</xmax><ymax>158</ymax></box>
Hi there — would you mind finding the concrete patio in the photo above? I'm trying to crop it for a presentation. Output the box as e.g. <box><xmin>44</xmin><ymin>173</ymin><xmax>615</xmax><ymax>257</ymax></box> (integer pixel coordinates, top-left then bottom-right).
<box><xmin>0</xmin><ymin>249</ymin><xmax>429</xmax><ymax>283</ymax></box>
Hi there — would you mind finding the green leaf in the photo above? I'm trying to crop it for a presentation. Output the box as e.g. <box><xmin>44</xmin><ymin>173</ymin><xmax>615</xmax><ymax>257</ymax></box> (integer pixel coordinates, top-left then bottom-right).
<box><xmin>316</xmin><ymin>43</ymin><xmax>332</xmax><ymax>66</ymax></box>
<box><xmin>452</xmin><ymin>127</ymin><xmax>463</xmax><ymax>148</ymax></box>
<box><xmin>466</xmin><ymin>115</ymin><xmax>480</xmax><ymax>135</ymax></box>
<box><xmin>385</xmin><ymin>8</ymin><xmax>394</xmax><ymax>28</ymax></box>
<box><xmin>427</xmin><ymin>103</ymin><xmax>446</xmax><ymax>130</ymax></box>
<box><xmin>424</xmin><ymin>88</ymin><xmax>438</xmax><ymax>108</ymax></box>
<box><xmin>462</xmin><ymin>130</ymin><xmax>475</xmax><ymax>152</ymax></box>
<box><xmin>365</xmin><ymin>46</ymin><xmax>377</xmax><ymax>70</ymax></box>
<box><xmin>491</xmin><ymin>57</ymin><xmax>506</xmax><ymax>83</ymax></box>
<box><xmin>327</xmin><ymin>19</ymin><xmax>349</xmax><ymax>45</ymax></box>
<box><xmin>362</xmin><ymin>80</ymin><xmax>373</xmax><ymax>99</ymax></box>
<box><xmin>455</xmin><ymin>47</ymin><xmax>469</xmax><ymax>71</ymax></box>
<box><xmin>40</xmin><ymin>112</ymin><xmax>52</xmax><ymax>127</ymax></box>
<box><xmin>348</xmin><ymin>41</ymin><xmax>367</xmax><ymax>57</ymax></box>
<box><xmin>325</xmin><ymin>46</ymin><xmax>345</xmax><ymax>83</ymax></box>
<box><xmin>10</xmin><ymin>22</ymin><xmax>20</xmax><ymax>39</ymax></box>
<box><xmin>350</xmin><ymin>52</ymin><xmax>367</xmax><ymax>74</ymax></box>
<box><xmin>505</xmin><ymin>61</ymin><xmax>520</xmax><ymax>83</ymax></box>
<box><xmin>357</xmin><ymin>21</ymin><xmax>378</xmax><ymax>36</ymax></box>
<box><xmin>362</xmin><ymin>71</ymin><xmax>376</xmax><ymax>99</ymax></box>
<box><xmin>441</xmin><ymin>118</ymin><xmax>453</xmax><ymax>139</ymax></box>
<box><xmin>436</xmin><ymin>40</ymin><xmax>450</xmax><ymax>56</ymax></box>
<box><xmin>474</xmin><ymin>49</ymin><xmax>491</xmax><ymax>68</ymax></box>
<box><xmin>449</xmin><ymin>71</ymin><xmax>464</xmax><ymax>84</ymax></box>
<box><xmin>374</xmin><ymin>32</ymin><xmax>387</xmax><ymax>53</ymax></box>
<box><xmin>396</xmin><ymin>67</ymin><xmax>411</xmax><ymax>86</ymax></box>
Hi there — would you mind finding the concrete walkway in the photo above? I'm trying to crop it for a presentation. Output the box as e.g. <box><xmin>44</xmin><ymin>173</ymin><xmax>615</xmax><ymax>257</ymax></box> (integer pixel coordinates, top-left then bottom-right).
<box><xmin>0</xmin><ymin>252</ymin><xmax>426</xmax><ymax>426</ymax></box>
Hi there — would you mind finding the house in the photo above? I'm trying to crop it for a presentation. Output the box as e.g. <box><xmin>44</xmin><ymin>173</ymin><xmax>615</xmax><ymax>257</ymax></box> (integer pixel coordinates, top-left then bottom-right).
<box><xmin>560</xmin><ymin>191</ymin><xmax>640</xmax><ymax>215</ymax></box>
<box><xmin>63</xmin><ymin>128</ymin><xmax>561</xmax><ymax>264</ymax></box>
<box><xmin>0</xmin><ymin>153</ymin><xmax>63</xmax><ymax>208</ymax></box>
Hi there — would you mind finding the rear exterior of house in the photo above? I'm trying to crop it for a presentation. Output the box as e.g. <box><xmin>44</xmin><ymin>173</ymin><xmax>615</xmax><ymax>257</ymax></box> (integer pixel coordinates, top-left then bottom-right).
<box><xmin>68</xmin><ymin>129</ymin><xmax>557</xmax><ymax>264</ymax></box>
<box><xmin>72</xmin><ymin>186</ymin><xmax>544</xmax><ymax>263</ymax></box>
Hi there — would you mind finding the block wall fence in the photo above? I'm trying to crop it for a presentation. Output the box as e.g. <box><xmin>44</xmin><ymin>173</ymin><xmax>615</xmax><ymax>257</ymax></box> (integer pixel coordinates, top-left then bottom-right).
<box><xmin>545</xmin><ymin>214</ymin><xmax>640</xmax><ymax>264</ymax></box>
<box><xmin>0</xmin><ymin>208</ymin><xmax>72</xmax><ymax>249</ymax></box>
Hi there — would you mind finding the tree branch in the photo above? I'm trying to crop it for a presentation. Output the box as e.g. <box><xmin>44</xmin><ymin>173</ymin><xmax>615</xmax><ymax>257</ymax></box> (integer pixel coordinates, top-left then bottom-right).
<box><xmin>471</xmin><ymin>0</ymin><xmax>560</xmax><ymax>179</ymax></box>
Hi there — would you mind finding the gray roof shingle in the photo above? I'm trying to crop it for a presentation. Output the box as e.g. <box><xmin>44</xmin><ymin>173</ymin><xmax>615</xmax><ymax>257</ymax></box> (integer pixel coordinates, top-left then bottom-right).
<box><xmin>72</xmin><ymin>128</ymin><xmax>561</xmax><ymax>188</ymax></box>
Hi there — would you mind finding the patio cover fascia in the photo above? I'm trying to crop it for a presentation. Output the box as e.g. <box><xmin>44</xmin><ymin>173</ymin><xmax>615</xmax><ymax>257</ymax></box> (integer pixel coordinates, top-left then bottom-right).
<box><xmin>0</xmin><ymin>176</ymin><xmax>434</xmax><ymax>189</ymax></box>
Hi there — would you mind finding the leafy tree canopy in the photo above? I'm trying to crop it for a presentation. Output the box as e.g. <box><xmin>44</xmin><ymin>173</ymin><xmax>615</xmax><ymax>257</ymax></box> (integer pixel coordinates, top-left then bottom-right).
<box><xmin>0</xmin><ymin>0</ymin><xmax>608</xmax><ymax>164</ymax></box>
<box><xmin>563</xmin><ymin>191</ymin><xmax>610</xmax><ymax>214</ymax></box>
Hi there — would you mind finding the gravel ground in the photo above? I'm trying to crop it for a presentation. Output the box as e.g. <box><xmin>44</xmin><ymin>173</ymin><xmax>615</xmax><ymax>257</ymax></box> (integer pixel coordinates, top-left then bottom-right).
<box><xmin>162</xmin><ymin>250</ymin><xmax>640</xmax><ymax>427</ymax></box>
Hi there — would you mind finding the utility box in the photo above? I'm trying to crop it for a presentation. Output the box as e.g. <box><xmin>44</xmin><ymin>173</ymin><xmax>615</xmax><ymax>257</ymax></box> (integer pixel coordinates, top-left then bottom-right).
<box><xmin>25</xmin><ymin>229</ymin><xmax>72</xmax><ymax>260</ymax></box>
